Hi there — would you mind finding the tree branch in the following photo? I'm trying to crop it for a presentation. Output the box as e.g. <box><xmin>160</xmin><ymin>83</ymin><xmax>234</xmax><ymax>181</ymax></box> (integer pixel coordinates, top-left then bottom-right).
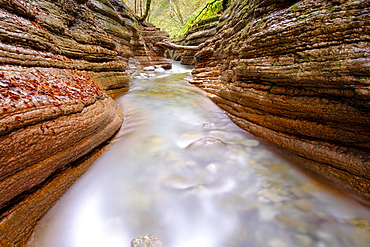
<box><xmin>156</xmin><ymin>39</ymin><xmax>199</xmax><ymax>51</ymax></box>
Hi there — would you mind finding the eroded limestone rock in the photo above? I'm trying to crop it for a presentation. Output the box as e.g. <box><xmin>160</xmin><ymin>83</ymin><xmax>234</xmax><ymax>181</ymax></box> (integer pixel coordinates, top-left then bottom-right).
<box><xmin>172</xmin><ymin>19</ymin><xmax>219</xmax><ymax>65</ymax></box>
<box><xmin>139</xmin><ymin>26</ymin><xmax>173</xmax><ymax>69</ymax></box>
<box><xmin>0</xmin><ymin>0</ymin><xmax>156</xmax><ymax>245</ymax></box>
<box><xmin>190</xmin><ymin>0</ymin><xmax>370</xmax><ymax>202</ymax></box>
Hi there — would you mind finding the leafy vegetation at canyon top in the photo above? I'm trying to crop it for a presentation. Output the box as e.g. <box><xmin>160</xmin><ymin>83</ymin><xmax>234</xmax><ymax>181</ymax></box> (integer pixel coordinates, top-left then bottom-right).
<box><xmin>123</xmin><ymin>0</ymin><xmax>230</xmax><ymax>37</ymax></box>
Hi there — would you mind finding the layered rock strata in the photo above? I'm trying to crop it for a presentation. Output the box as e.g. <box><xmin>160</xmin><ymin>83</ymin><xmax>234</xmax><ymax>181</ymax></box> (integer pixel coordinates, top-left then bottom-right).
<box><xmin>138</xmin><ymin>25</ymin><xmax>173</xmax><ymax>69</ymax></box>
<box><xmin>0</xmin><ymin>0</ymin><xmax>154</xmax><ymax>245</ymax></box>
<box><xmin>175</xmin><ymin>19</ymin><xmax>219</xmax><ymax>65</ymax></box>
<box><xmin>190</xmin><ymin>0</ymin><xmax>370</xmax><ymax>201</ymax></box>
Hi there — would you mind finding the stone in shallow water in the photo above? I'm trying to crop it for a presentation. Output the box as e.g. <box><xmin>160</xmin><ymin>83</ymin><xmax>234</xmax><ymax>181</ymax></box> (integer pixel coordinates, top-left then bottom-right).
<box><xmin>154</xmin><ymin>65</ymin><xmax>165</xmax><ymax>72</ymax></box>
<box><xmin>241</xmin><ymin>139</ymin><xmax>260</xmax><ymax>147</ymax></box>
<box><xmin>294</xmin><ymin>198</ymin><xmax>314</xmax><ymax>212</ymax></box>
<box><xmin>209</xmin><ymin>130</ymin><xmax>243</xmax><ymax>143</ymax></box>
<box><xmin>177</xmin><ymin>130</ymin><xmax>205</xmax><ymax>148</ymax></box>
<box><xmin>268</xmin><ymin>238</ymin><xmax>289</xmax><ymax>247</ymax></box>
<box><xmin>258</xmin><ymin>189</ymin><xmax>285</xmax><ymax>203</ymax></box>
<box><xmin>143</xmin><ymin>66</ymin><xmax>155</xmax><ymax>71</ymax></box>
<box><xmin>186</xmin><ymin>137</ymin><xmax>227</xmax><ymax>162</ymax></box>
<box><xmin>131</xmin><ymin>234</ymin><xmax>162</xmax><ymax>247</ymax></box>
<box><xmin>294</xmin><ymin>234</ymin><xmax>314</xmax><ymax>246</ymax></box>
<box><xmin>203</xmin><ymin>121</ymin><xmax>216</xmax><ymax>129</ymax></box>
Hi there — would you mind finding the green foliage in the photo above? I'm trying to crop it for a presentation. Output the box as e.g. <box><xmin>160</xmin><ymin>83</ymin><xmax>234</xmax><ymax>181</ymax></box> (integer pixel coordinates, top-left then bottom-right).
<box><xmin>145</xmin><ymin>0</ymin><xmax>208</xmax><ymax>37</ymax></box>
<box><xmin>172</xmin><ymin>0</ymin><xmax>224</xmax><ymax>38</ymax></box>
<box><xmin>124</xmin><ymin>0</ymin><xmax>230</xmax><ymax>38</ymax></box>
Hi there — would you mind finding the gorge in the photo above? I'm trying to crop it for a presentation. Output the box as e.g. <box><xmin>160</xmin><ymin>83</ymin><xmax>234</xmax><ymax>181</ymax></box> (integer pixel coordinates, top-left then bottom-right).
<box><xmin>0</xmin><ymin>0</ymin><xmax>369</xmax><ymax>246</ymax></box>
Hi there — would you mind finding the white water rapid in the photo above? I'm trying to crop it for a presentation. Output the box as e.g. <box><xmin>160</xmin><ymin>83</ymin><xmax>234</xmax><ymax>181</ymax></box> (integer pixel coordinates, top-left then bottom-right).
<box><xmin>27</xmin><ymin>62</ymin><xmax>370</xmax><ymax>247</ymax></box>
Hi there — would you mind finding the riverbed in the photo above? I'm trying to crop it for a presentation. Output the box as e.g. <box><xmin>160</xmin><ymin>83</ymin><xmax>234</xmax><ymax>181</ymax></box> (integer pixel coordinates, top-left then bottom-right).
<box><xmin>27</xmin><ymin>62</ymin><xmax>370</xmax><ymax>247</ymax></box>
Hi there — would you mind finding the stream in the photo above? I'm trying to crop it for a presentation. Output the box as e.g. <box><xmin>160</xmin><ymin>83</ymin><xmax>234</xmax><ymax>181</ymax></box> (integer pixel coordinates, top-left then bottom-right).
<box><xmin>28</xmin><ymin>62</ymin><xmax>370</xmax><ymax>247</ymax></box>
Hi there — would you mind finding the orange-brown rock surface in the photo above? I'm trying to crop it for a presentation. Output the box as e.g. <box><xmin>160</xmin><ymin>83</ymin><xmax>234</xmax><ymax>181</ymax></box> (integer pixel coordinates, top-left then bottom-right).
<box><xmin>173</xmin><ymin>18</ymin><xmax>219</xmax><ymax>65</ymax></box>
<box><xmin>190</xmin><ymin>0</ymin><xmax>370</xmax><ymax>202</ymax></box>
<box><xmin>0</xmin><ymin>0</ymin><xmax>169</xmax><ymax>245</ymax></box>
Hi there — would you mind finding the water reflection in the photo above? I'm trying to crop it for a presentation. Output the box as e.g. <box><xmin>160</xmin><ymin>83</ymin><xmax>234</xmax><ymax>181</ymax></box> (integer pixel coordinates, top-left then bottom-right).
<box><xmin>28</xmin><ymin>62</ymin><xmax>370</xmax><ymax>247</ymax></box>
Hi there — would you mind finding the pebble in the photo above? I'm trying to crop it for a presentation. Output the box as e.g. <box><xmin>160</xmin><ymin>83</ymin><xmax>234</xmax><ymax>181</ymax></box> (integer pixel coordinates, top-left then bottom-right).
<box><xmin>276</xmin><ymin>214</ymin><xmax>297</xmax><ymax>228</ymax></box>
<box><xmin>248</xmin><ymin>159</ymin><xmax>259</xmax><ymax>167</ymax></box>
<box><xmin>131</xmin><ymin>234</ymin><xmax>162</xmax><ymax>247</ymax></box>
<box><xmin>154</xmin><ymin>66</ymin><xmax>165</xmax><ymax>72</ymax></box>
<box><xmin>268</xmin><ymin>238</ymin><xmax>289</xmax><ymax>247</ymax></box>
<box><xmin>294</xmin><ymin>199</ymin><xmax>314</xmax><ymax>212</ymax></box>
<box><xmin>241</xmin><ymin>139</ymin><xmax>260</xmax><ymax>147</ymax></box>
<box><xmin>206</xmin><ymin>163</ymin><xmax>219</xmax><ymax>173</ymax></box>
<box><xmin>143</xmin><ymin>66</ymin><xmax>155</xmax><ymax>71</ymax></box>
<box><xmin>258</xmin><ymin>189</ymin><xmax>285</xmax><ymax>203</ymax></box>
<box><xmin>350</xmin><ymin>218</ymin><xmax>370</xmax><ymax>246</ymax></box>
<box><xmin>269</xmin><ymin>186</ymin><xmax>289</xmax><ymax>197</ymax></box>
<box><xmin>295</xmin><ymin>234</ymin><xmax>314</xmax><ymax>246</ymax></box>
<box><xmin>203</xmin><ymin>121</ymin><xmax>216</xmax><ymax>129</ymax></box>
<box><xmin>289</xmin><ymin>186</ymin><xmax>308</xmax><ymax>198</ymax></box>
<box><xmin>209</xmin><ymin>130</ymin><xmax>243</xmax><ymax>142</ymax></box>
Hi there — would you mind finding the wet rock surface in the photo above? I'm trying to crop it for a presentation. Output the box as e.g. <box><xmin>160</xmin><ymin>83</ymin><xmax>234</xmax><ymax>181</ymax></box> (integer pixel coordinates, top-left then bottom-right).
<box><xmin>26</xmin><ymin>63</ymin><xmax>370</xmax><ymax>247</ymax></box>
<box><xmin>172</xmin><ymin>19</ymin><xmax>219</xmax><ymax>65</ymax></box>
<box><xmin>0</xmin><ymin>0</ymin><xmax>173</xmax><ymax>245</ymax></box>
<box><xmin>190</xmin><ymin>0</ymin><xmax>370</xmax><ymax>202</ymax></box>
<box><xmin>131</xmin><ymin>235</ymin><xmax>162</xmax><ymax>247</ymax></box>
<box><xmin>138</xmin><ymin>26</ymin><xmax>173</xmax><ymax>69</ymax></box>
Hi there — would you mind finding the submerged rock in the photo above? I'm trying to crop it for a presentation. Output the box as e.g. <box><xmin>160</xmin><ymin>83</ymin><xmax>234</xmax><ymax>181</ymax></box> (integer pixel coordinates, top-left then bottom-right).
<box><xmin>186</xmin><ymin>137</ymin><xmax>228</xmax><ymax>162</ymax></box>
<box><xmin>131</xmin><ymin>235</ymin><xmax>162</xmax><ymax>247</ymax></box>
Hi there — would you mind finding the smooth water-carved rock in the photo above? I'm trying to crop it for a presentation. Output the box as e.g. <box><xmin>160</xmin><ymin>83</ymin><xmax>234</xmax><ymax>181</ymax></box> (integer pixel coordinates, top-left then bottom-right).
<box><xmin>0</xmin><ymin>0</ymin><xmax>173</xmax><ymax>245</ymax></box>
<box><xmin>0</xmin><ymin>66</ymin><xmax>124</xmax><ymax>246</ymax></box>
<box><xmin>190</xmin><ymin>0</ymin><xmax>370</xmax><ymax>202</ymax></box>
<box><xmin>139</xmin><ymin>26</ymin><xmax>173</xmax><ymax>69</ymax></box>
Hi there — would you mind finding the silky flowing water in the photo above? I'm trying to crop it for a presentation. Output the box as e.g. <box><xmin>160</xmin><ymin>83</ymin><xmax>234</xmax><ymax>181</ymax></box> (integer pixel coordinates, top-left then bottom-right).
<box><xmin>28</xmin><ymin>62</ymin><xmax>370</xmax><ymax>247</ymax></box>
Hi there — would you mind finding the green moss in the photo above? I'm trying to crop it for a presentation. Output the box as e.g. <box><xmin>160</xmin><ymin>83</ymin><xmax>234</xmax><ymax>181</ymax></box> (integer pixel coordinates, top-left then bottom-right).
<box><xmin>296</xmin><ymin>15</ymin><xmax>306</xmax><ymax>21</ymax></box>
<box><xmin>290</xmin><ymin>4</ymin><xmax>299</xmax><ymax>12</ymax></box>
<box><xmin>326</xmin><ymin>5</ymin><xmax>341</xmax><ymax>13</ymax></box>
<box><xmin>242</xmin><ymin>5</ymin><xmax>250</xmax><ymax>11</ymax></box>
<box><xmin>171</xmin><ymin>0</ymin><xmax>223</xmax><ymax>38</ymax></box>
<box><xmin>356</xmin><ymin>76</ymin><xmax>368</xmax><ymax>80</ymax></box>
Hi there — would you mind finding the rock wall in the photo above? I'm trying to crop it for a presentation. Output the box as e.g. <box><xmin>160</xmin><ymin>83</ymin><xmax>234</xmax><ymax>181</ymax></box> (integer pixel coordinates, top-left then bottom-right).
<box><xmin>0</xmin><ymin>0</ymin><xmax>168</xmax><ymax>245</ymax></box>
<box><xmin>190</xmin><ymin>0</ymin><xmax>370</xmax><ymax>202</ymax></box>
<box><xmin>171</xmin><ymin>17</ymin><xmax>219</xmax><ymax>65</ymax></box>
<box><xmin>138</xmin><ymin>25</ymin><xmax>172</xmax><ymax>69</ymax></box>
<box><xmin>176</xmin><ymin>20</ymin><xmax>219</xmax><ymax>65</ymax></box>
